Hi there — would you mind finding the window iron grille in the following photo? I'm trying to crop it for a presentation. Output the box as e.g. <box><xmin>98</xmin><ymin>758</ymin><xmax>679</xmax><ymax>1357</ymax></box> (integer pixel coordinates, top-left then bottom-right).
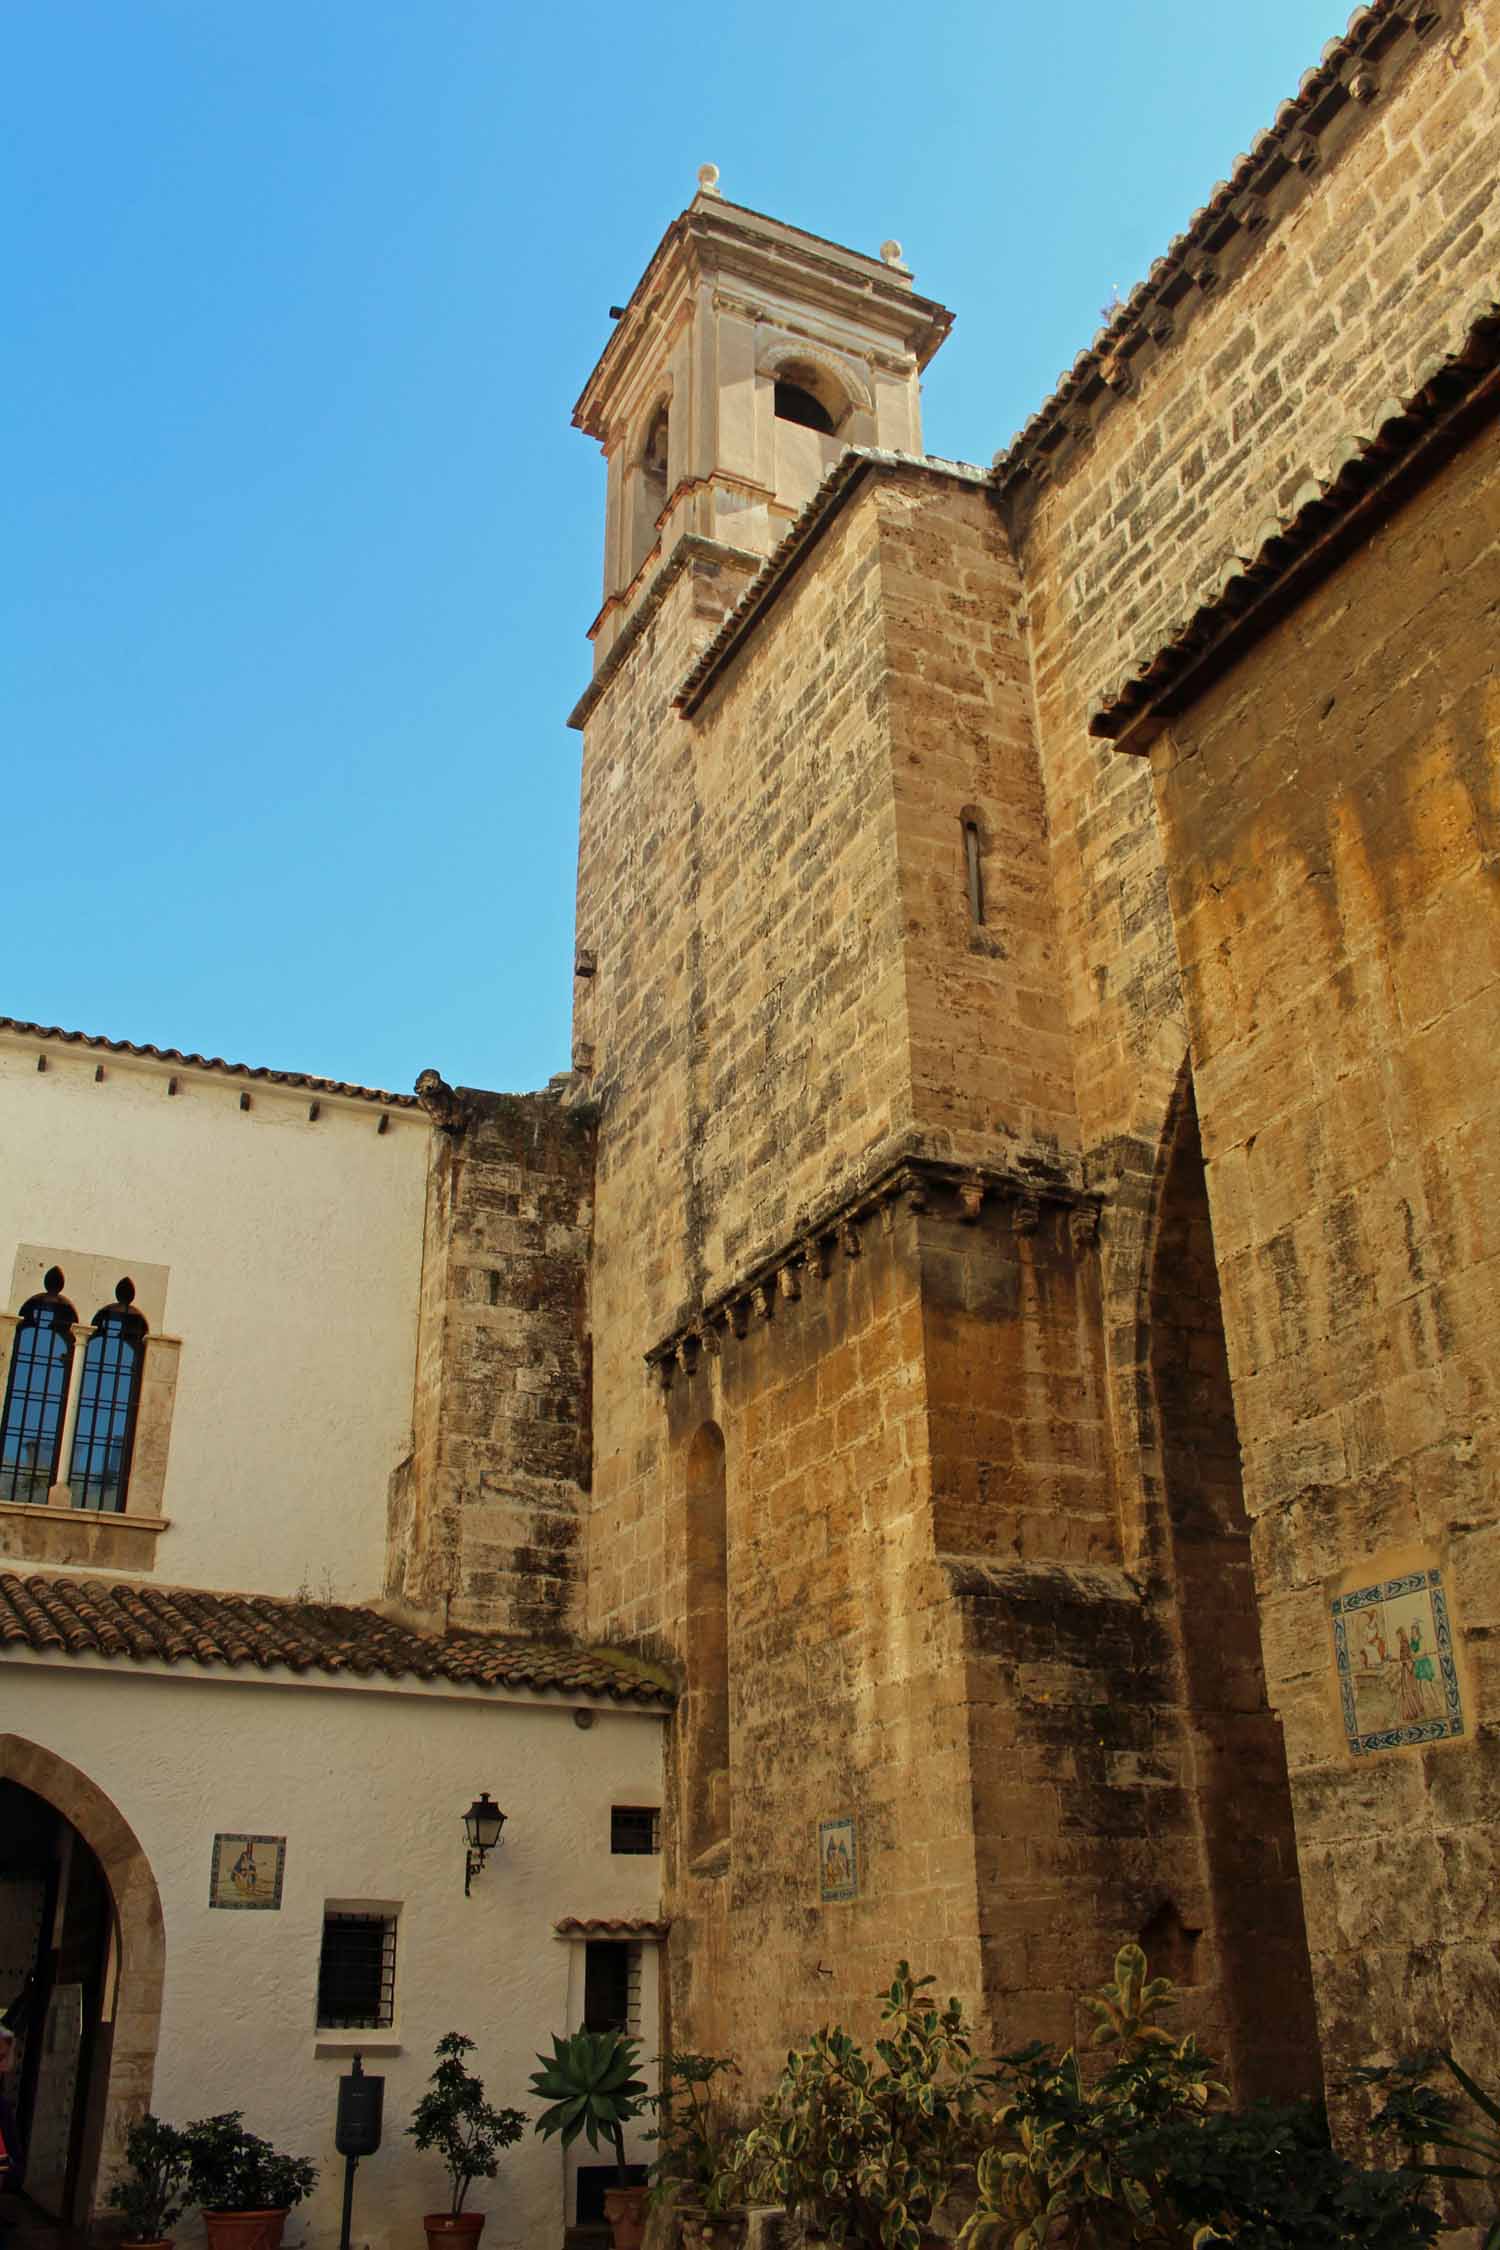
<box><xmin>610</xmin><ymin>1806</ymin><xmax>660</xmax><ymax>1856</ymax></box>
<box><xmin>583</xmin><ymin>1939</ymin><xmax>641</xmax><ymax>2036</ymax></box>
<box><xmin>70</xmin><ymin>1293</ymin><xmax>146</xmax><ymax>1513</ymax></box>
<box><xmin>317</xmin><ymin>1911</ymin><xmax>397</xmax><ymax>2030</ymax></box>
<box><xmin>0</xmin><ymin>1283</ymin><xmax>76</xmax><ymax>1506</ymax></box>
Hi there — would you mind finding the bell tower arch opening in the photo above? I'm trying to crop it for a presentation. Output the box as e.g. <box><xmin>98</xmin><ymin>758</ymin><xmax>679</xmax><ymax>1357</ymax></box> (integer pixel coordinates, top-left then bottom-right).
<box><xmin>1146</xmin><ymin>1075</ymin><xmax>1320</xmax><ymax>2102</ymax></box>
<box><xmin>0</xmin><ymin>1737</ymin><xmax>164</xmax><ymax>2228</ymax></box>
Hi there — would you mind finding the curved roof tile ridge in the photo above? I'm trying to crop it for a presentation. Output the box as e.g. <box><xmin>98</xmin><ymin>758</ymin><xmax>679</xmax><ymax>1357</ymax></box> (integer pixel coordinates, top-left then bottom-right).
<box><xmin>0</xmin><ymin>1015</ymin><xmax>423</xmax><ymax>1109</ymax></box>
<box><xmin>0</xmin><ymin>1572</ymin><xmax>677</xmax><ymax>1705</ymax></box>
<box><xmin>992</xmin><ymin>0</ymin><xmax>1444</xmax><ymax>486</ymax></box>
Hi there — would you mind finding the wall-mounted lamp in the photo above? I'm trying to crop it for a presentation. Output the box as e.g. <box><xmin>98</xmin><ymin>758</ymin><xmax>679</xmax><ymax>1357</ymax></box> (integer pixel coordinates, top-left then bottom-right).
<box><xmin>462</xmin><ymin>1792</ymin><xmax>506</xmax><ymax>1896</ymax></box>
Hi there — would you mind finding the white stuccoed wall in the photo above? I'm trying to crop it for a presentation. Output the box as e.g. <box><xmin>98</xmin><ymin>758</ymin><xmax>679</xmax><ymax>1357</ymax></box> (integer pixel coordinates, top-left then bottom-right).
<box><xmin>0</xmin><ymin>1032</ymin><xmax>430</xmax><ymax>1601</ymax></box>
<box><xmin>3</xmin><ymin>1657</ymin><xmax>666</xmax><ymax>2249</ymax></box>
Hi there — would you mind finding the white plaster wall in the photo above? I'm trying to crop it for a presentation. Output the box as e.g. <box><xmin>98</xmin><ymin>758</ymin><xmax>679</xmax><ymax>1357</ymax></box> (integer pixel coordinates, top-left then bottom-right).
<box><xmin>2</xmin><ymin>1660</ymin><xmax>666</xmax><ymax>2249</ymax></box>
<box><xmin>0</xmin><ymin>1037</ymin><xmax>430</xmax><ymax>1600</ymax></box>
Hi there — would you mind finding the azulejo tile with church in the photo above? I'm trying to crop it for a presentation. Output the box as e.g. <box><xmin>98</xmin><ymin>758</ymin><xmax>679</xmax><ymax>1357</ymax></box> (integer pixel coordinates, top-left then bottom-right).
<box><xmin>3</xmin><ymin>0</ymin><xmax>1500</xmax><ymax>2242</ymax></box>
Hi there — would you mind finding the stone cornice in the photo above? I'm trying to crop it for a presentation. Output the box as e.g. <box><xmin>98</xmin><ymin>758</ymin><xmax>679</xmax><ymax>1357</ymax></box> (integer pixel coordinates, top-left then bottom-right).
<box><xmin>672</xmin><ymin>448</ymin><xmax>989</xmax><ymax>719</ymax></box>
<box><xmin>645</xmin><ymin>1146</ymin><xmax>1101</xmax><ymax>1390</ymax></box>
<box><xmin>991</xmin><ymin>0</ymin><xmax>1460</xmax><ymax>504</ymax></box>
<box><xmin>1090</xmin><ymin>305</ymin><xmax>1500</xmax><ymax>753</ymax></box>
<box><xmin>567</xmin><ymin>532</ymin><xmax>762</xmax><ymax>732</ymax></box>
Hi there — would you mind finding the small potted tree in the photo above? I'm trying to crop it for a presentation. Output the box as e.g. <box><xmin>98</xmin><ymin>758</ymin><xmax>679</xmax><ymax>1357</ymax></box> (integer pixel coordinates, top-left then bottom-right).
<box><xmin>644</xmin><ymin>2053</ymin><xmax>742</xmax><ymax>2247</ymax></box>
<box><xmin>530</xmin><ymin>2028</ymin><xmax>650</xmax><ymax>2250</ymax></box>
<box><xmin>183</xmin><ymin>2112</ymin><xmax>317</xmax><ymax>2250</ymax></box>
<box><xmin>408</xmin><ymin>2031</ymin><xmax>526</xmax><ymax>2247</ymax></box>
<box><xmin>106</xmin><ymin>2114</ymin><xmax>193</xmax><ymax>2250</ymax></box>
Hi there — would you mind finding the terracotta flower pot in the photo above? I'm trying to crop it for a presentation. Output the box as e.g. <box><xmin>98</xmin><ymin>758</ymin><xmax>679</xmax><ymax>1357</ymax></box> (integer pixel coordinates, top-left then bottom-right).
<box><xmin>422</xmin><ymin>2213</ymin><xmax>486</xmax><ymax>2250</ymax></box>
<box><xmin>123</xmin><ymin>2239</ymin><xmax>175</xmax><ymax>2249</ymax></box>
<box><xmin>604</xmin><ymin>2182</ymin><xmax>650</xmax><ymax>2250</ymax></box>
<box><xmin>201</xmin><ymin>2214</ymin><xmax>289</xmax><ymax>2250</ymax></box>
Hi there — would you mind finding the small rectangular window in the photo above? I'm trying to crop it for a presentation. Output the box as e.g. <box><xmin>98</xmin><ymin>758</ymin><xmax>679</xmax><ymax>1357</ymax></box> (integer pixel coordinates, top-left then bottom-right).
<box><xmin>317</xmin><ymin>1909</ymin><xmax>397</xmax><ymax>2029</ymax></box>
<box><xmin>610</xmin><ymin>1806</ymin><xmax>660</xmax><ymax>1855</ymax></box>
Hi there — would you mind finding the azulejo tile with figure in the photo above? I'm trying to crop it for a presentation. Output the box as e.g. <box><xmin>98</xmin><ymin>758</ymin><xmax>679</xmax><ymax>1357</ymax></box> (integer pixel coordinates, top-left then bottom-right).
<box><xmin>1332</xmin><ymin>1568</ymin><xmax>1463</xmax><ymax>1756</ymax></box>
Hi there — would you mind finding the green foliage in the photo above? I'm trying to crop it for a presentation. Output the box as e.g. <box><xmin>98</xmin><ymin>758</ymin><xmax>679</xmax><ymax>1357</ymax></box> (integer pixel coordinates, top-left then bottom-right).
<box><xmin>959</xmin><ymin>1946</ymin><xmax>1438</xmax><ymax>2250</ymax></box>
<box><xmin>1135</xmin><ymin>2101</ymin><xmax>1440</xmax><ymax>2249</ymax></box>
<box><xmin>407</xmin><ymin>2031</ymin><xmax>527</xmax><ymax>2217</ymax></box>
<box><xmin>960</xmin><ymin>1944</ymin><xmax>1226</xmax><ymax>2250</ymax></box>
<box><xmin>1355</xmin><ymin>2049</ymin><xmax>1500</xmax><ymax>2250</ymax></box>
<box><xmin>529</xmin><ymin>2027</ymin><xmax>649</xmax><ymax>2187</ymax></box>
<box><xmin>645</xmin><ymin>2050</ymin><xmax>741</xmax><ymax>2214</ymax></box>
<box><xmin>717</xmin><ymin>1960</ymin><xmax>992</xmax><ymax>2250</ymax></box>
<box><xmin>183</xmin><ymin>2112</ymin><xmax>317</xmax><ymax>2213</ymax></box>
<box><xmin>106</xmin><ymin>2114</ymin><xmax>193</xmax><ymax>2240</ymax></box>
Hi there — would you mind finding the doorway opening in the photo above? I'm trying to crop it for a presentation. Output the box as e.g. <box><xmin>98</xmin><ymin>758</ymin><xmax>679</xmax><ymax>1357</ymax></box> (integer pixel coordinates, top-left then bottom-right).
<box><xmin>1148</xmin><ymin>1074</ymin><xmax>1321</xmax><ymax>2101</ymax></box>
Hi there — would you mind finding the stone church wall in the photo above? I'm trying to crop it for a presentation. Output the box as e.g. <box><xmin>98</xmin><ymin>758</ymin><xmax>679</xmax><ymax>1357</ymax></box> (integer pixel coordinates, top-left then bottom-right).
<box><xmin>386</xmin><ymin>1085</ymin><xmax>593</xmax><ymax>1635</ymax></box>
<box><xmin>1149</xmin><ymin>411</ymin><xmax>1500</xmax><ymax>2097</ymax></box>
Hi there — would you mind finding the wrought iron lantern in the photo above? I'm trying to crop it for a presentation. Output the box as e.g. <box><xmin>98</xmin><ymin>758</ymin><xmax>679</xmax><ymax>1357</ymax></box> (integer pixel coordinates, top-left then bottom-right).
<box><xmin>462</xmin><ymin>1791</ymin><xmax>506</xmax><ymax>1895</ymax></box>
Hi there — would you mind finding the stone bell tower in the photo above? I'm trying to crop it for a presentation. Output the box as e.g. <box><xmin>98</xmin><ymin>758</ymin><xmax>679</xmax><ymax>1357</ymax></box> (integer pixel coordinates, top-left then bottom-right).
<box><xmin>572</xmin><ymin>164</ymin><xmax>951</xmax><ymax>674</ymax></box>
<box><xmin>567</xmin><ymin>172</ymin><xmax>1313</xmax><ymax>2100</ymax></box>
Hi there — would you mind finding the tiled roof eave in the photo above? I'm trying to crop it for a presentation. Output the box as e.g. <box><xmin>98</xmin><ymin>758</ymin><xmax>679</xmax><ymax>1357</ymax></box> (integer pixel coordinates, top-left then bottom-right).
<box><xmin>991</xmin><ymin>0</ymin><xmax>1456</xmax><ymax>494</ymax></box>
<box><xmin>0</xmin><ymin>1572</ymin><xmax>677</xmax><ymax>1708</ymax></box>
<box><xmin>0</xmin><ymin>1018</ymin><xmax>423</xmax><ymax>1110</ymax></box>
<box><xmin>1090</xmin><ymin>310</ymin><xmax>1500</xmax><ymax>752</ymax></box>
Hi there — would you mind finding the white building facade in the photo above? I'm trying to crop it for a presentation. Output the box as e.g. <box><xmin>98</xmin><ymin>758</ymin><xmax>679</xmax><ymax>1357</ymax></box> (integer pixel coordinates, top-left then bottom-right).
<box><xmin>0</xmin><ymin>1018</ymin><xmax>668</xmax><ymax>2247</ymax></box>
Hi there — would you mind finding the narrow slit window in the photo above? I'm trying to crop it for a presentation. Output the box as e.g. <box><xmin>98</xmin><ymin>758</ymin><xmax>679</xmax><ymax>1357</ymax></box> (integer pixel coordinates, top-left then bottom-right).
<box><xmin>69</xmin><ymin>1282</ymin><xmax>147</xmax><ymax>1513</ymax></box>
<box><xmin>962</xmin><ymin>817</ymin><xmax>985</xmax><ymax>925</ymax></box>
<box><xmin>0</xmin><ymin>1274</ymin><xmax>77</xmax><ymax>1506</ymax></box>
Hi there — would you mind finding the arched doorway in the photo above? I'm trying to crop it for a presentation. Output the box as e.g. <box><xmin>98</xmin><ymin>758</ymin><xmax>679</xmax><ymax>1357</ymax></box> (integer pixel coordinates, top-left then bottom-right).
<box><xmin>0</xmin><ymin>1740</ymin><xmax>164</xmax><ymax>2230</ymax></box>
<box><xmin>1146</xmin><ymin>1076</ymin><xmax>1321</xmax><ymax>2100</ymax></box>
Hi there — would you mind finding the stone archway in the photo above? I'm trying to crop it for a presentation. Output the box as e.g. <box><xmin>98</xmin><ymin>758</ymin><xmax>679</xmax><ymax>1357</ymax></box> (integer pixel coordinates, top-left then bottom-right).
<box><xmin>0</xmin><ymin>1735</ymin><xmax>164</xmax><ymax>2220</ymax></box>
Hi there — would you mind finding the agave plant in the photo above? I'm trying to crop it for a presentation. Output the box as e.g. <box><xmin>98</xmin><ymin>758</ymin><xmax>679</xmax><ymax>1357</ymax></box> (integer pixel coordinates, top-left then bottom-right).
<box><xmin>529</xmin><ymin>2027</ymin><xmax>649</xmax><ymax>2186</ymax></box>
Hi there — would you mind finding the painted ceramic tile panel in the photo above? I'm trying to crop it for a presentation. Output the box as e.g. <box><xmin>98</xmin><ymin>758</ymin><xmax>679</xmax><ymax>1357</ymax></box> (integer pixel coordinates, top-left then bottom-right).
<box><xmin>1331</xmin><ymin>1568</ymin><xmax>1463</xmax><ymax>1755</ymax></box>
<box><xmin>819</xmin><ymin>1815</ymin><xmax>858</xmax><ymax>1902</ymax></box>
<box><xmin>208</xmin><ymin>1831</ymin><xmax>287</xmax><ymax>1909</ymax></box>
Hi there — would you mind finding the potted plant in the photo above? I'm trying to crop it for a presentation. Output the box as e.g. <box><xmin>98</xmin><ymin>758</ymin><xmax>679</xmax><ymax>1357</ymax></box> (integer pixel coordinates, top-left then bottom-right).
<box><xmin>407</xmin><ymin>2031</ymin><xmax>527</xmax><ymax>2246</ymax></box>
<box><xmin>530</xmin><ymin>2027</ymin><xmax>650</xmax><ymax>2249</ymax></box>
<box><xmin>106</xmin><ymin>2114</ymin><xmax>193</xmax><ymax>2249</ymax></box>
<box><xmin>644</xmin><ymin>2053</ymin><xmax>742</xmax><ymax>2246</ymax></box>
<box><xmin>183</xmin><ymin>2111</ymin><xmax>317</xmax><ymax>2250</ymax></box>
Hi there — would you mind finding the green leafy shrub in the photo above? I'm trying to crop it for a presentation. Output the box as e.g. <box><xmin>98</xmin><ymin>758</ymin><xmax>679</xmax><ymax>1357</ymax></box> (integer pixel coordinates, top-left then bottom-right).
<box><xmin>1355</xmin><ymin>2049</ymin><xmax>1500</xmax><ymax>2249</ymax></box>
<box><xmin>407</xmin><ymin>2031</ymin><xmax>527</xmax><ymax>2217</ymax></box>
<box><xmin>645</xmin><ymin>2050</ymin><xmax>740</xmax><ymax>2213</ymax></box>
<box><xmin>106</xmin><ymin>2114</ymin><xmax>193</xmax><ymax>2240</ymax></box>
<box><xmin>530</xmin><ymin>2027</ymin><xmax>649</xmax><ymax>2187</ymax></box>
<box><xmin>718</xmin><ymin>1960</ymin><xmax>992</xmax><ymax>2249</ymax></box>
<box><xmin>183</xmin><ymin>2112</ymin><xmax>317</xmax><ymax>2213</ymax></box>
<box><xmin>959</xmin><ymin>1945</ymin><xmax>1438</xmax><ymax>2250</ymax></box>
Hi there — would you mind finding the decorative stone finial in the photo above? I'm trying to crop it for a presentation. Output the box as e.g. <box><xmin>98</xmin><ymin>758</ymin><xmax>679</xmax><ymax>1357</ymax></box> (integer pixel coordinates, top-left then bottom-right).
<box><xmin>697</xmin><ymin>163</ymin><xmax>721</xmax><ymax>196</ymax></box>
<box><xmin>880</xmin><ymin>239</ymin><xmax>905</xmax><ymax>267</ymax></box>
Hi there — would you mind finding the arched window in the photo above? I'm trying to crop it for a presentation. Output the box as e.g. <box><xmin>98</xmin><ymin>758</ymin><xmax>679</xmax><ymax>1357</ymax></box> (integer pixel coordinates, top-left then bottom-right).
<box><xmin>628</xmin><ymin>401</ymin><xmax>671</xmax><ymax>579</ymax></box>
<box><xmin>771</xmin><ymin>359</ymin><xmax>847</xmax><ymax>436</ymax></box>
<box><xmin>69</xmin><ymin>1280</ymin><xmax>147</xmax><ymax>1514</ymax></box>
<box><xmin>0</xmin><ymin>1270</ymin><xmax>77</xmax><ymax>1505</ymax></box>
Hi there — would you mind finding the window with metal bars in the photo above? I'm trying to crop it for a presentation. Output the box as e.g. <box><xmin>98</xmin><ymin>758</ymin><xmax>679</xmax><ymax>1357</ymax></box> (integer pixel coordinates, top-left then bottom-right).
<box><xmin>583</xmin><ymin>1939</ymin><xmax>641</xmax><ymax>2036</ymax></box>
<box><xmin>317</xmin><ymin>1910</ymin><xmax>398</xmax><ymax>2029</ymax></box>
<box><xmin>0</xmin><ymin>1277</ymin><xmax>77</xmax><ymax>1506</ymax></box>
<box><xmin>610</xmin><ymin>1806</ymin><xmax>660</xmax><ymax>1855</ymax></box>
<box><xmin>69</xmin><ymin>1286</ymin><xmax>147</xmax><ymax>1513</ymax></box>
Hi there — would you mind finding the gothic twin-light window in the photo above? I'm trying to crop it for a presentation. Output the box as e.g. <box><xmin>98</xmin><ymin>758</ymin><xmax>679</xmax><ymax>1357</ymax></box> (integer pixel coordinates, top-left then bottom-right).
<box><xmin>0</xmin><ymin>1268</ymin><xmax>146</xmax><ymax>1512</ymax></box>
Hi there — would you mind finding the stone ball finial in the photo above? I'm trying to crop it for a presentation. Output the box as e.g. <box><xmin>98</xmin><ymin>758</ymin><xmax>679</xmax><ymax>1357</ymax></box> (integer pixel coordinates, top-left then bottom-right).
<box><xmin>880</xmin><ymin>239</ymin><xmax>905</xmax><ymax>266</ymax></box>
<box><xmin>697</xmin><ymin>163</ymin><xmax>721</xmax><ymax>196</ymax></box>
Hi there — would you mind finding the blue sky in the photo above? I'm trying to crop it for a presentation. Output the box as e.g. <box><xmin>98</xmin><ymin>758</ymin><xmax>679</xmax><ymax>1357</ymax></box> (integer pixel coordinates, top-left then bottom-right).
<box><xmin>7</xmin><ymin>1</ymin><xmax>1346</xmax><ymax>1096</ymax></box>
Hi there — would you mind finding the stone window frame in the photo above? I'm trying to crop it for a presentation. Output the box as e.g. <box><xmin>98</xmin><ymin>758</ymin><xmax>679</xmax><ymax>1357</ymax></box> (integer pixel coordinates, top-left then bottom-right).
<box><xmin>0</xmin><ymin>1254</ymin><xmax>181</xmax><ymax>1572</ymax></box>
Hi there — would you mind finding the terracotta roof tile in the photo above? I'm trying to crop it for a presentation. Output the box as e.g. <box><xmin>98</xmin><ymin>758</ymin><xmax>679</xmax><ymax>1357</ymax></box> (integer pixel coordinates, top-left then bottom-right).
<box><xmin>0</xmin><ymin>1573</ymin><xmax>676</xmax><ymax>1706</ymax></box>
<box><xmin>554</xmin><ymin>1917</ymin><xmax>671</xmax><ymax>1938</ymax></box>
<box><xmin>992</xmin><ymin>0</ymin><xmax>1447</xmax><ymax>489</ymax></box>
<box><xmin>1089</xmin><ymin>307</ymin><xmax>1500</xmax><ymax>749</ymax></box>
<box><xmin>0</xmin><ymin>1017</ymin><xmax>422</xmax><ymax>1110</ymax></box>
